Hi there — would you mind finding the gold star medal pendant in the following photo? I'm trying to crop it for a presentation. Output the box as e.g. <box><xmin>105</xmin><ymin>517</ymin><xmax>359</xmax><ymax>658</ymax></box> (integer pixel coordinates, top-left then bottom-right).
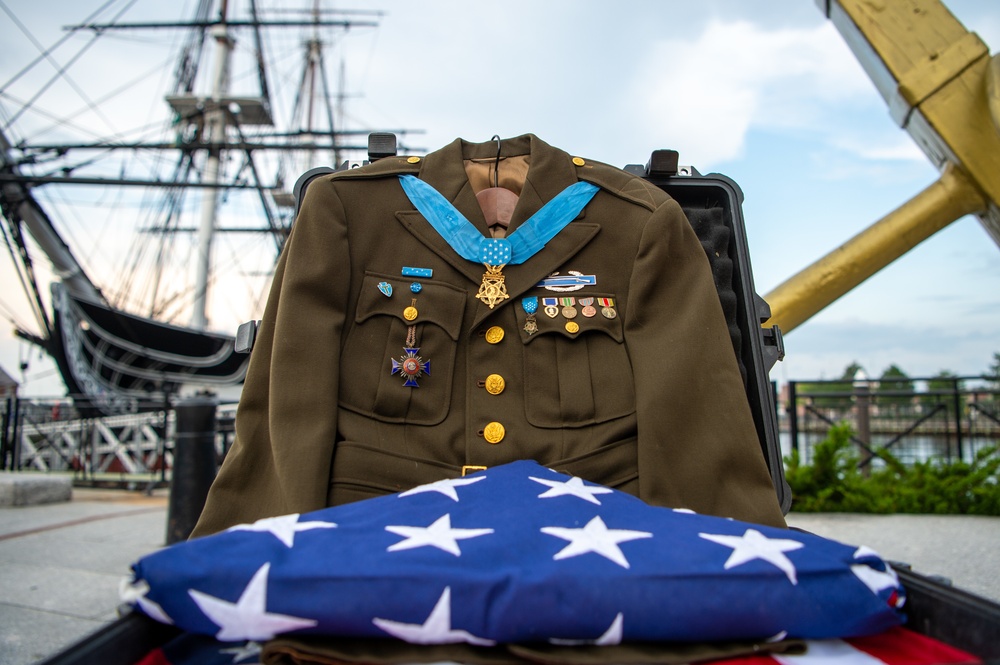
<box><xmin>476</xmin><ymin>238</ymin><xmax>512</xmax><ymax>309</ymax></box>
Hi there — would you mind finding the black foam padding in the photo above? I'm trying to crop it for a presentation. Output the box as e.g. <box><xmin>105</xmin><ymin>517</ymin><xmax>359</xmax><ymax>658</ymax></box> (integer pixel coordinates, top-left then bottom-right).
<box><xmin>683</xmin><ymin>206</ymin><xmax>746</xmax><ymax>385</ymax></box>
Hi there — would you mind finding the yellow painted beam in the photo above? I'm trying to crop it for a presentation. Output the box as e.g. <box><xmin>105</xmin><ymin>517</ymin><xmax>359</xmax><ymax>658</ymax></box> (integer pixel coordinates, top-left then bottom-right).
<box><xmin>825</xmin><ymin>0</ymin><xmax>1000</xmax><ymax>230</ymax></box>
<box><xmin>764</xmin><ymin>163</ymin><xmax>985</xmax><ymax>334</ymax></box>
<box><xmin>768</xmin><ymin>0</ymin><xmax>1000</xmax><ymax>333</ymax></box>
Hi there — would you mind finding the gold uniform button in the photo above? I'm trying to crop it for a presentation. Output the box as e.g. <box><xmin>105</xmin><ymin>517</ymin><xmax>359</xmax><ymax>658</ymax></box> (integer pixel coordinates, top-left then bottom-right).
<box><xmin>484</xmin><ymin>374</ymin><xmax>506</xmax><ymax>395</ymax></box>
<box><xmin>483</xmin><ymin>421</ymin><xmax>505</xmax><ymax>444</ymax></box>
<box><xmin>572</xmin><ymin>157</ymin><xmax>586</xmax><ymax>167</ymax></box>
<box><xmin>565</xmin><ymin>321</ymin><xmax>580</xmax><ymax>334</ymax></box>
<box><xmin>403</xmin><ymin>306</ymin><xmax>418</xmax><ymax>321</ymax></box>
<box><xmin>406</xmin><ymin>156</ymin><xmax>421</xmax><ymax>163</ymax></box>
<box><xmin>485</xmin><ymin>326</ymin><xmax>505</xmax><ymax>344</ymax></box>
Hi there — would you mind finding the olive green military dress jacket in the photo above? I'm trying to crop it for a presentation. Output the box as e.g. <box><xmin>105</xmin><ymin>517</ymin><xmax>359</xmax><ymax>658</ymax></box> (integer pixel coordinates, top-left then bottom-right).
<box><xmin>192</xmin><ymin>134</ymin><xmax>785</xmax><ymax>539</ymax></box>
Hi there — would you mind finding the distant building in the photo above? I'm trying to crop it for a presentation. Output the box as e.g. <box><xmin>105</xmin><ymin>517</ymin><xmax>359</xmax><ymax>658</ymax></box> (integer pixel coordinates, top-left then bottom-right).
<box><xmin>0</xmin><ymin>365</ymin><xmax>18</xmax><ymax>398</ymax></box>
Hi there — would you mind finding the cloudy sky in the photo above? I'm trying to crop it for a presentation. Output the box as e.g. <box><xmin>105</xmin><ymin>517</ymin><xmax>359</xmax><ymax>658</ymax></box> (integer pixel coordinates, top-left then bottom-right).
<box><xmin>1</xmin><ymin>0</ymin><xmax>999</xmax><ymax>396</ymax></box>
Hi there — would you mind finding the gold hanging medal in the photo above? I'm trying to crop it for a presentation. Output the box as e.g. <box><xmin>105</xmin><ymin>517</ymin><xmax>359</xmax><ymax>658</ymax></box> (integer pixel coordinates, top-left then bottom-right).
<box><xmin>476</xmin><ymin>264</ymin><xmax>509</xmax><ymax>309</ymax></box>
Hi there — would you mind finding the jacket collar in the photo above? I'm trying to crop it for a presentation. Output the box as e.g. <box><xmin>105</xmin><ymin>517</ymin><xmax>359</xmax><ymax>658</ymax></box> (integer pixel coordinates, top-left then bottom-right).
<box><xmin>418</xmin><ymin>134</ymin><xmax>585</xmax><ymax>233</ymax></box>
<box><xmin>395</xmin><ymin>134</ymin><xmax>601</xmax><ymax>327</ymax></box>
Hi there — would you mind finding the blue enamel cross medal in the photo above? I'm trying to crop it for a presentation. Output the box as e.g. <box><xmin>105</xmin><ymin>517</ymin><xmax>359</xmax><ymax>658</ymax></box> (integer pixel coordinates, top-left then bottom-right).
<box><xmin>391</xmin><ymin>347</ymin><xmax>430</xmax><ymax>387</ymax></box>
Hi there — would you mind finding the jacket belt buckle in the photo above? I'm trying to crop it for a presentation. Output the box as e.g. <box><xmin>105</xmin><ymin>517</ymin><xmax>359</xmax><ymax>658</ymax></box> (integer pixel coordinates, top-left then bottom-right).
<box><xmin>461</xmin><ymin>465</ymin><xmax>487</xmax><ymax>476</ymax></box>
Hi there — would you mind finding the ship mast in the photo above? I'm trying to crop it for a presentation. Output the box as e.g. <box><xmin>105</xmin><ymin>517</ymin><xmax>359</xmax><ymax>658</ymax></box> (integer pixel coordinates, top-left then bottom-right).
<box><xmin>191</xmin><ymin>3</ymin><xmax>235</xmax><ymax>331</ymax></box>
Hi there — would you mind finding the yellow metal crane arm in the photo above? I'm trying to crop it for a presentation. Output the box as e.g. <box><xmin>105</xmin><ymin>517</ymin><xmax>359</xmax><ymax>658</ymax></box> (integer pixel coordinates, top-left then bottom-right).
<box><xmin>765</xmin><ymin>0</ymin><xmax>999</xmax><ymax>334</ymax></box>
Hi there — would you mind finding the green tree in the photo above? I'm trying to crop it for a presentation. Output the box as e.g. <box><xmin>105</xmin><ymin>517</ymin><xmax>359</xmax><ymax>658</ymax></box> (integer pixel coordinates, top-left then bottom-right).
<box><xmin>988</xmin><ymin>352</ymin><xmax>1000</xmax><ymax>385</ymax></box>
<box><xmin>921</xmin><ymin>370</ymin><xmax>963</xmax><ymax>418</ymax></box>
<box><xmin>796</xmin><ymin>362</ymin><xmax>864</xmax><ymax>411</ymax></box>
<box><xmin>876</xmin><ymin>364</ymin><xmax>914</xmax><ymax>412</ymax></box>
<box><xmin>986</xmin><ymin>353</ymin><xmax>1000</xmax><ymax>401</ymax></box>
<box><xmin>785</xmin><ymin>424</ymin><xmax>1000</xmax><ymax>515</ymax></box>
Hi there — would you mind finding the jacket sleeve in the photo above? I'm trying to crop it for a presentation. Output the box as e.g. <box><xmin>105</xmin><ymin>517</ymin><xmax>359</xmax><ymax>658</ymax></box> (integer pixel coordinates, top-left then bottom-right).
<box><xmin>628</xmin><ymin>198</ymin><xmax>786</xmax><ymax>528</ymax></box>
<box><xmin>191</xmin><ymin>178</ymin><xmax>351</xmax><ymax>537</ymax></box>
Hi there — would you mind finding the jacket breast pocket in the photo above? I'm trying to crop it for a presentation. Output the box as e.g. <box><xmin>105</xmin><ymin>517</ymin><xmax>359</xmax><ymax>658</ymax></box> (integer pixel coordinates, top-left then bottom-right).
<box><xmin>339</xmin><ymin>272</ymin><xmax>466</xmax><ymax>425</ymax></box>
<box><xmin>515</xmin><ymin>295</ymin><xmax>636</xmax><ymax>428</ymax></box>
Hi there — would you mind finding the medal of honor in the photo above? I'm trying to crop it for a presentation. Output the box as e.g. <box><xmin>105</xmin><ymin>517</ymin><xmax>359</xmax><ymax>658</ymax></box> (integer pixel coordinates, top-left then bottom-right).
<box><xmin>476</xmin><ymin>264</ymin><xmax>509</xmax><ymax>308</ymax></box>
<box><xmin>398</xmin><ymin>175</ymin><xmax>599</xmax><ymax>312</ymax></box>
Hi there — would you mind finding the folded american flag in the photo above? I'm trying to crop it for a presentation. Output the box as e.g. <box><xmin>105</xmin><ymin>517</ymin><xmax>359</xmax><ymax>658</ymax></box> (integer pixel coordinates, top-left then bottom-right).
<box><xmin>123</xmin><ymin>460</ymin><xmax>905</xmax><ymax>646</ymax></box>
<box><xmin>136</xmin><ymin>627</ymin><xmax>981</xmax><ymax>665</ymax></box>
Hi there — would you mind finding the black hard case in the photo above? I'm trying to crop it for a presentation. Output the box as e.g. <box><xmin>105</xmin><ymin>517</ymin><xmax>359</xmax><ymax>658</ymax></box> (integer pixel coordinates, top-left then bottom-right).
<box><xmin>626</xmin><ymin>151</ymin><xmax>790</xmax><ymax>512</ymax></box>
<box><xmin>39</xmin><ymin>146</ymin><xmax>1000</xmax><ymax>663</ymax></box>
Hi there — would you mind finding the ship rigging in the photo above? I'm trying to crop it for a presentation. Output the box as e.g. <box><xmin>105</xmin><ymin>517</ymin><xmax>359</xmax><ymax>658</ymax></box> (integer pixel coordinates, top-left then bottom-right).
<box><xmin>0</xmin><ymin>0</ymin><xmax>421</xmax><ymax>413</ymax></box>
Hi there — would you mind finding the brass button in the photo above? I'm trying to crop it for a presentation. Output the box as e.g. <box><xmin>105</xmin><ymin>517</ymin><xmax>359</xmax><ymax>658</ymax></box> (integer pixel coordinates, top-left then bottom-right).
<box><xmin>484</xmin><ymin>374</ymin><xmax>506</xmax><ymax>395</ymax></box>
<box><xmin>572</xmin><ymin>157</ymin><xmax>586</xmax><ymax>167</ymax></box>
<box><xmin>403</xmin><ymin>306</ymin><xmax>418</xmax><ymax>321</ymax></box>
<box><xmin>406</xmin><ymin>156</ymin><xmax>421</xmax><ymax>163</ymax></box>
<box><xmin>565</xmin><ymin>321</ymin><xmax>580</xmax><ymax>334</ymax></box>
<box><xmin>485</xmin><ymin>326</ymin><xmax>505</xmax><ymax>344</ymax></box>
<box><xmin>483</xmin><ymin>421</ymin><xmax>505</xmax><ymax>444</ymax></box>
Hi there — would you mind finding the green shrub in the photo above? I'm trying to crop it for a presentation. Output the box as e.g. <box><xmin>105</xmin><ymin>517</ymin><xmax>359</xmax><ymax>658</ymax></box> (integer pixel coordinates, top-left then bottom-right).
<box><xmin>784</xmin><ymin>423</ymin><xmax>1000</xmax><ymax>514</ymax></box>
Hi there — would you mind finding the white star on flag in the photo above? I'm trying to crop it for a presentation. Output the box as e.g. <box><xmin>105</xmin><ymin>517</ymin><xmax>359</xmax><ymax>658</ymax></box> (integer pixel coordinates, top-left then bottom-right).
<box><xmin>219</xmin><ymin>641</ymin><xmax>262</xmax><ymax>663</ymax></box>
<box><xmin>851</xmin><ymin>545</ymin><xmax>900</xmax><ymax>600</ymax></box>
<box><xmin>189</xmin><ymin>563</ymin><xmax>318</xmax><ymax>641</ymax></box>
<box><xmin>399</xmin><ymin>475</ymin><xmax>486</xmax><ymax>502</ymax></box>
<box><xmin>530</xmin><ymin>475</ymin><xmax>614</xmax><ymax>505</ymax></box>
<box><xmin>549</xmin><ymin>612</ymin><xmax>624</xmax><ymax>646</ymax></box>
<box><xmin>541</xmin><ymin>515</ymin><xmax>653</xmax><ymax>569</ymax></box>
<box><xmin>372</xmin><ymin>586</ymin><xmax>495</xmax><ymax>646</ymax></box>
<box><xmin>851</xmin><ymin>548</ymin><xmax>900</xmax><ymax>599</ymax></box>
<box><xmin>385</xmin><ymin>513</ymin><xmax>494</xmax><ymax>556</ymax></box>
<box><xmin>119</xmin><ymin>577</ymin><xmax>172</xmax><ymax>625</ymax></box>
<box><xmin>699</xmin><ymin>528</ymin><xmax>805</xmax><ymax>584</ymax></box>
<box><xmin>228</xmin><ymin>513</ymin><xmax>336</xmax><ymax>547</ymax></box>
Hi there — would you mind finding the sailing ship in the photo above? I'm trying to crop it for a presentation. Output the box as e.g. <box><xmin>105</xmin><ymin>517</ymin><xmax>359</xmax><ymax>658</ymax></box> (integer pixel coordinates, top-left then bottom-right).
<box><xmin>0</xmin><ymin>0</ymin><xmax>419</xmax><ymax>413</ymax></box>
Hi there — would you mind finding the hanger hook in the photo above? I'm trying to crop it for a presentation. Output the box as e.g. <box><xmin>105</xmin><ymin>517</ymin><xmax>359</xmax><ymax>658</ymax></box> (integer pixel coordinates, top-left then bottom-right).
<box><xmin>491</xmin><ymin>134</ymin><xmax>501</xmax><ymax>188</ymax></box>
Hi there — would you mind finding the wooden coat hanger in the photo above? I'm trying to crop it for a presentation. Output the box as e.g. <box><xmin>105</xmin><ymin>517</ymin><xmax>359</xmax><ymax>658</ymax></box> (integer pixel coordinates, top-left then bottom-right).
<box><xmin>476</xmin><ymin>135</ymin><xmax>519</xmax><ymax>234</ymax></box>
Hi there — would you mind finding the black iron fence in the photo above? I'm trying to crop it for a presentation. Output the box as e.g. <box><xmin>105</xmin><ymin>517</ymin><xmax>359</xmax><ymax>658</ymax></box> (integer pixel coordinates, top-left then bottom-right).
<box><xmin>0</xmin><ymin>394</ymin><xmax>237</xmax><ymax>486</ymax></box>
<box><xmin>784</xmin><ymin>376</ymin><xmax>1000</xmax><ymax>468</ymax></box>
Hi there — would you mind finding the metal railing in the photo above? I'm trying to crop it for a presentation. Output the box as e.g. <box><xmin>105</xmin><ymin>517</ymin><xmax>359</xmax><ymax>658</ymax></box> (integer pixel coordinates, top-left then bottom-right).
<box><xmin>0</xmin><ymin>395</ymin><xmax>237</xmax><ymax>488</ymax></box>
<box><xmin>784</xmin><ymin>376</ymin><xmax>1000</xmax><ymax>469</ymax></box>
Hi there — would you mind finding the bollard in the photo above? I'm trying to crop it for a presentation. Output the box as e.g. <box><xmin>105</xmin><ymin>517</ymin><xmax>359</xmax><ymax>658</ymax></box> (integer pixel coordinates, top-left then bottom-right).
<box><xmin>167</xmin><ymin>394</ymin><xmax>218</xmax><ymax>544</ymax></box>
<box><xmin>854</xmin><ymin>374</ymin><xmax>872</xmax><ymax>477</ymax></box>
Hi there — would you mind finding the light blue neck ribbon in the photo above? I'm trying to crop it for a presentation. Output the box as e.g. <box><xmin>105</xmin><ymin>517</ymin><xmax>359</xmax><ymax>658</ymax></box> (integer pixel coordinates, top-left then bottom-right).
<box><xmin>399</xmin><ymin>175</ymin><xmax>599</xmax><ymax>266</ymax></box>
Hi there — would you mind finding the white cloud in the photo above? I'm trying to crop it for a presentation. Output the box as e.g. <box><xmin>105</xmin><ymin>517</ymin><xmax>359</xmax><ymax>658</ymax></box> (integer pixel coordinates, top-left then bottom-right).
<box><xmin>632</xmin><ymin>19</ymin><xmax>876</xmax><ymax>168</ymax></box>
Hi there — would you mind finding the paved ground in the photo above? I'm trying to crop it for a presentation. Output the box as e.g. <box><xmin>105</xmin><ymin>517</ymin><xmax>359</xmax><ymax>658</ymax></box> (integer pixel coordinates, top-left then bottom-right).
<box><xmin>0</xmin><ymin>488</ymin><xmax>168</xmax><ymax>665</ymax></box>
<box><xmin>785</xmin><ymin>513</ymin><xmax>1000</xmax><ymax>602</ymax></box>
<box><xmin>0</xmin><ymin>490</ymin><xmax>998</xmax><ymax>665</ymax></box>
